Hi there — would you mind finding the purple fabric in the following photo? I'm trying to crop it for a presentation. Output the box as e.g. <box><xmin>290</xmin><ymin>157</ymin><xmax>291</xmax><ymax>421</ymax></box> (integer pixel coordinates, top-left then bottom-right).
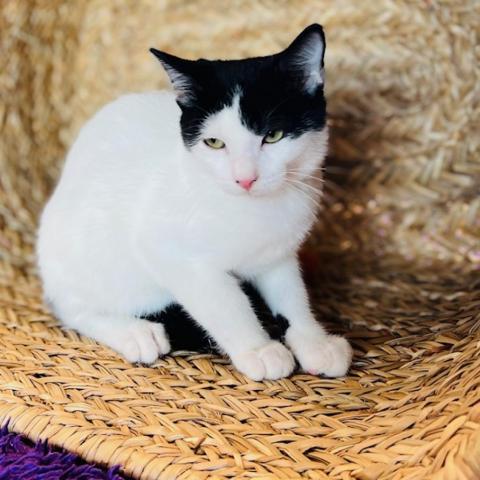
<box><xmin>0</xmin><ymin>424</ymin><xmax>129</xmax><ymax>480</ymax></box>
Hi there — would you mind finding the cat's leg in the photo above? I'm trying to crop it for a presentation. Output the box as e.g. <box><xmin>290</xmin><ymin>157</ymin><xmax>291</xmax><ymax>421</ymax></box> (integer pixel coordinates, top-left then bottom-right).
<box><xmin>253</xmin><ymin>256</ymin><xmax>352</xmax><ymax>377</ymax></box>
<box><xmin>53</xmin><ymin>300</ymin><xmax>170</xmax><ymax>364</ymax></box>
<box><xmin>167</xmin><ymin>269</ymin><xmax>295</xmax><ymax>380</ymax></box>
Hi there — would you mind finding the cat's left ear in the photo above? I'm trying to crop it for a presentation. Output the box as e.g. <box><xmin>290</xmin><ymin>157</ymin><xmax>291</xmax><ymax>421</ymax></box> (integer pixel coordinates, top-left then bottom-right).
<box><xmin>150</xmin><ymin>48</ymin><xmax>198</xmax><ymax>105</ymax></box>
<box><xmin>280</xmin><ymin>24</ymin><xmax>326</xmax><ymax>94</ymax></box>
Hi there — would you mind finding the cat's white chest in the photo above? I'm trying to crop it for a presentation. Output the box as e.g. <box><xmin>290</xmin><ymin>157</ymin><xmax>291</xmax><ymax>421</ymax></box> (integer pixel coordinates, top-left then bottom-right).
<box><xmin>137</xmin><ymin>182</ymin><xmax>317</xmax><ymax>277</ymax></box>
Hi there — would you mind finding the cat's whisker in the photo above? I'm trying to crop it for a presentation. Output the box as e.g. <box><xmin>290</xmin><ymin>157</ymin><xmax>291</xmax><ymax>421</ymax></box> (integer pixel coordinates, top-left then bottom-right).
<box><xmin>287</xmin><ymin>165</ymin><xmax>325</xmax><ymax>174</ymax></box>
<box><xmin>286</xmin><ymin>170</ymin><xmax>348</xmax><ymax>204</ymax></box>
<box><xmin>289</xmin><ymin>165</ymin><xmax>327</xmax><ymax>177</ymax></box>
<box><xmin>287</xmin><ymin>172</ymin><xmax>325</xmax><ymax>185</ymax></box>
<box><xmin>287</xmin><ymin>178</ymin><xmax>323</xmax><ymax>196</ymax></box>
<box><xmin>287</xmin><ymin>179</ymin><xmax>340</xmax><ymax>209</ymax></box>
<box><xmin>286</xmin><ymin>170</ymin><xmax>325</xmax><ymax>180</ymax></box>
<box><xmin>287</xmin><ymin>178</ymin><xmax>324</xmax><ymax>196</ymax></box>
<box><xmin>286</xmin><ymin>185</ymin><xmax>323</xmax><ymax>210</ymax></box>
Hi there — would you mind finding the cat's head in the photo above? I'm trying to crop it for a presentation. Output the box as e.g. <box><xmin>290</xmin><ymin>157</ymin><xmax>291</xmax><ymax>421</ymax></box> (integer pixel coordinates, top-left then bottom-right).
<box><xmin>151</xmin><ymin>24</ymin><xmax>328</xmax><ymax>196</ymax></box>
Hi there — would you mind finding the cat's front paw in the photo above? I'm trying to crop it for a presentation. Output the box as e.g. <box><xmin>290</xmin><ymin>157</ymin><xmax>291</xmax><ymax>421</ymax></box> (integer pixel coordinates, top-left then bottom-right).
<box><xmin>232</xmin><ymin>341</ymin><xmax>295</xmax><ymax>381</ymax></box>
<box><xmin>114</xmin><ymin>319</ymin><xmax>171</xmax><ymax>364</ymax></box>
<box><xmin>286</xmin><ymin>328</ymin><xmax>352</xmax><ymax>377</ymax></box>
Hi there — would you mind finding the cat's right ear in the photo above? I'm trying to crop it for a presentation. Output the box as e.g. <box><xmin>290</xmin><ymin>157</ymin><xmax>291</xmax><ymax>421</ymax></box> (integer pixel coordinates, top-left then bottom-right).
<box><xmin>280</xmin><ymin>24</ymin><xmax>326</xmax><ymax>95</ymax></box>
<box><xmin>150</xmin><ymin>49</ymin><xmax>197</xmax><ymax>105</ymax></box>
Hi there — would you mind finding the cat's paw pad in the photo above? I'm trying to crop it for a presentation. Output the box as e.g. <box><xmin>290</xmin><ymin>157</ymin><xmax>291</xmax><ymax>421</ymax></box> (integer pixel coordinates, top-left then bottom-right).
<box><xmin>232</xmin><ymin>341</ymin><xmax>295</xmax><ymax>381</ymax></box>
<box><xmin>115</xmin><ymin>320</ymin><xmax>171</xmax><ymax>364</ymax></box>
<box><xmin>287</xmin><ymin>329</ymin><xmax>352</xmax><ymax>377</ymax></box>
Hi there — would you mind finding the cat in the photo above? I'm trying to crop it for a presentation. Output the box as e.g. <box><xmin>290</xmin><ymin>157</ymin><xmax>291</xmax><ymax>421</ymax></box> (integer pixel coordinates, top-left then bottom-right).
<box><xmin>37</xmin><ymin>24</ymin><xmax>352</xmax><ymax>381</ymax></box>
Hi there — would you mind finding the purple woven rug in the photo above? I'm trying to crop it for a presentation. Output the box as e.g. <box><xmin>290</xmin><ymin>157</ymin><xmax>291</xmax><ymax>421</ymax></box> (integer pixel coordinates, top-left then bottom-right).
<box><xmin>0</xmin><ymin>425</ymin><xmax>129</xmax><ymax>480</ymax></box>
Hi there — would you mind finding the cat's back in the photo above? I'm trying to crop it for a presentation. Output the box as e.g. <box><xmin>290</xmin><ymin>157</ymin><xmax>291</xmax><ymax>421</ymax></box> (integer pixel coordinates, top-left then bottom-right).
<box><xmin>38</xmin><ymin>90</ymin><xmax>181</xmax><ymax>258</ymax></box>
<box><xmin>44</xmin><ymin>90</ymin><xmax>181</xmax><ymax>214</ymax></box>
<box><xmin>85</xmin><ymin>90</ymin><xmax>180</xmax><ymax>144</ymax></box>
<box><xmin>64</xmin><ymin>90</ymin><xmax>181</xmax><ymax>178</ymax></box>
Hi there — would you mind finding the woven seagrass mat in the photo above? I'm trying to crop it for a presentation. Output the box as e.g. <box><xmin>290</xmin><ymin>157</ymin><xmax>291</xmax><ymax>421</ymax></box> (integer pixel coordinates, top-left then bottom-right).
<box><xmin>1</xmin><ymin>1</ymin><xmax>479</xmax><ymax>479</ymax></box>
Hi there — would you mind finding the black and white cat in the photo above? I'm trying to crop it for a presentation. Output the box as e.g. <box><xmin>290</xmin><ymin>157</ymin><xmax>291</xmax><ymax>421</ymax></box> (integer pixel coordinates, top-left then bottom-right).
<box><xmin>37</xmin><ymin>24</ymin><xmax>352</xmax><ymax>380</ymax></box>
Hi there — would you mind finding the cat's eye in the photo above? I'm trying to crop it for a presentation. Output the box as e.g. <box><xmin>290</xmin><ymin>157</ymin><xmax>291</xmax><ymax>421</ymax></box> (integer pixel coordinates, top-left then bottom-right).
<box><xmin>204</xmin><ymin>138</ymin><xmax>225</xmax><ymax>149</ymax></box>
<box><xmin>263</xmin><ymin>130</ymin><xmax>284</xmax><ymax>144</ymax></box>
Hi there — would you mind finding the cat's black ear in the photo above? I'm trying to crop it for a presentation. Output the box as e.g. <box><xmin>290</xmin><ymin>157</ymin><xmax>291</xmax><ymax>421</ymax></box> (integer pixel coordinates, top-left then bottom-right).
<box><xmin>150</xmin><ymin>48</ymin><xmax>197</xmax><ymax>105</ymax></box>
<box><xmin>280</xmin><ymin>24</ymin><xmax>326</xmax><ymax>94</ymax></box>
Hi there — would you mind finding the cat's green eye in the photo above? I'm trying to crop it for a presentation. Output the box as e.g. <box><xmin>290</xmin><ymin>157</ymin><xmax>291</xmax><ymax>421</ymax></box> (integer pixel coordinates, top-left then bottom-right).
<box><xmin>263</xmin><ymin>130</ymin><xmax>284</xmax><ymax>144</ymax></box>
<box><xmin>204</xmin><ymin>138</ymin><xmax>225</xmax><ymax>149</ymax></box>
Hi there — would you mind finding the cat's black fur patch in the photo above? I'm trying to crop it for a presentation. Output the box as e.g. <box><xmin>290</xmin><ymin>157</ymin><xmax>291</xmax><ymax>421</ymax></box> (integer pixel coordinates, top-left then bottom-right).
<box><xmin>151</xmin><ymin>24</ymin><xmax>327</xmax><ymax>147</ymax></box>
<box><xmin>144</xmin><ymin>282</ymin><xmax>289</xmax><ymax>353</ymax></box>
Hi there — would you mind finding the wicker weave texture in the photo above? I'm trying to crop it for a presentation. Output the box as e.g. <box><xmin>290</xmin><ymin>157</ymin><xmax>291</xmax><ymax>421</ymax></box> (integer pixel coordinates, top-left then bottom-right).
<box><xmin>0</xmin><ymin>1</ymin><xmax>479</xmax><ymax>479</ymax></box>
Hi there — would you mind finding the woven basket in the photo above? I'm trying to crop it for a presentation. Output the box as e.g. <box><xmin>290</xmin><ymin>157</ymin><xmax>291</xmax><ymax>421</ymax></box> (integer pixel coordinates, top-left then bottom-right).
<box><xmin>1</xmin><ymin>1</ymin><xmax>479</xmax><ymax>479</ymax></box>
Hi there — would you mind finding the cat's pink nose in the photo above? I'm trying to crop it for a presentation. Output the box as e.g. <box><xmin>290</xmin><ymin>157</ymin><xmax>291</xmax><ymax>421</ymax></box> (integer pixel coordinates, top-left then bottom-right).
<box><xmin>236</xmin><ymin>176</ymin><xmax>258</xmax><ymax>191</ymax></box>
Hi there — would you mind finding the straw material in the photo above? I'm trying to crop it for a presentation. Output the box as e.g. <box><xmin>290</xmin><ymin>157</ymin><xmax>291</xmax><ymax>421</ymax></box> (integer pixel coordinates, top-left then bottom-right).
<box><xmin>1</xmin><ymin>1</ymin><xmax>479</xmax><ymax>478</ymax></box>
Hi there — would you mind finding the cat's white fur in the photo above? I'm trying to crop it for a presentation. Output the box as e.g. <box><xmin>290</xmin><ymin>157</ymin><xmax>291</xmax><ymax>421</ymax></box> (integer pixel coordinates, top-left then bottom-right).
<box><xmin>37</xmin><ymin>90</ymin><xmax>352</xmax><ymax>380</ymax></box>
